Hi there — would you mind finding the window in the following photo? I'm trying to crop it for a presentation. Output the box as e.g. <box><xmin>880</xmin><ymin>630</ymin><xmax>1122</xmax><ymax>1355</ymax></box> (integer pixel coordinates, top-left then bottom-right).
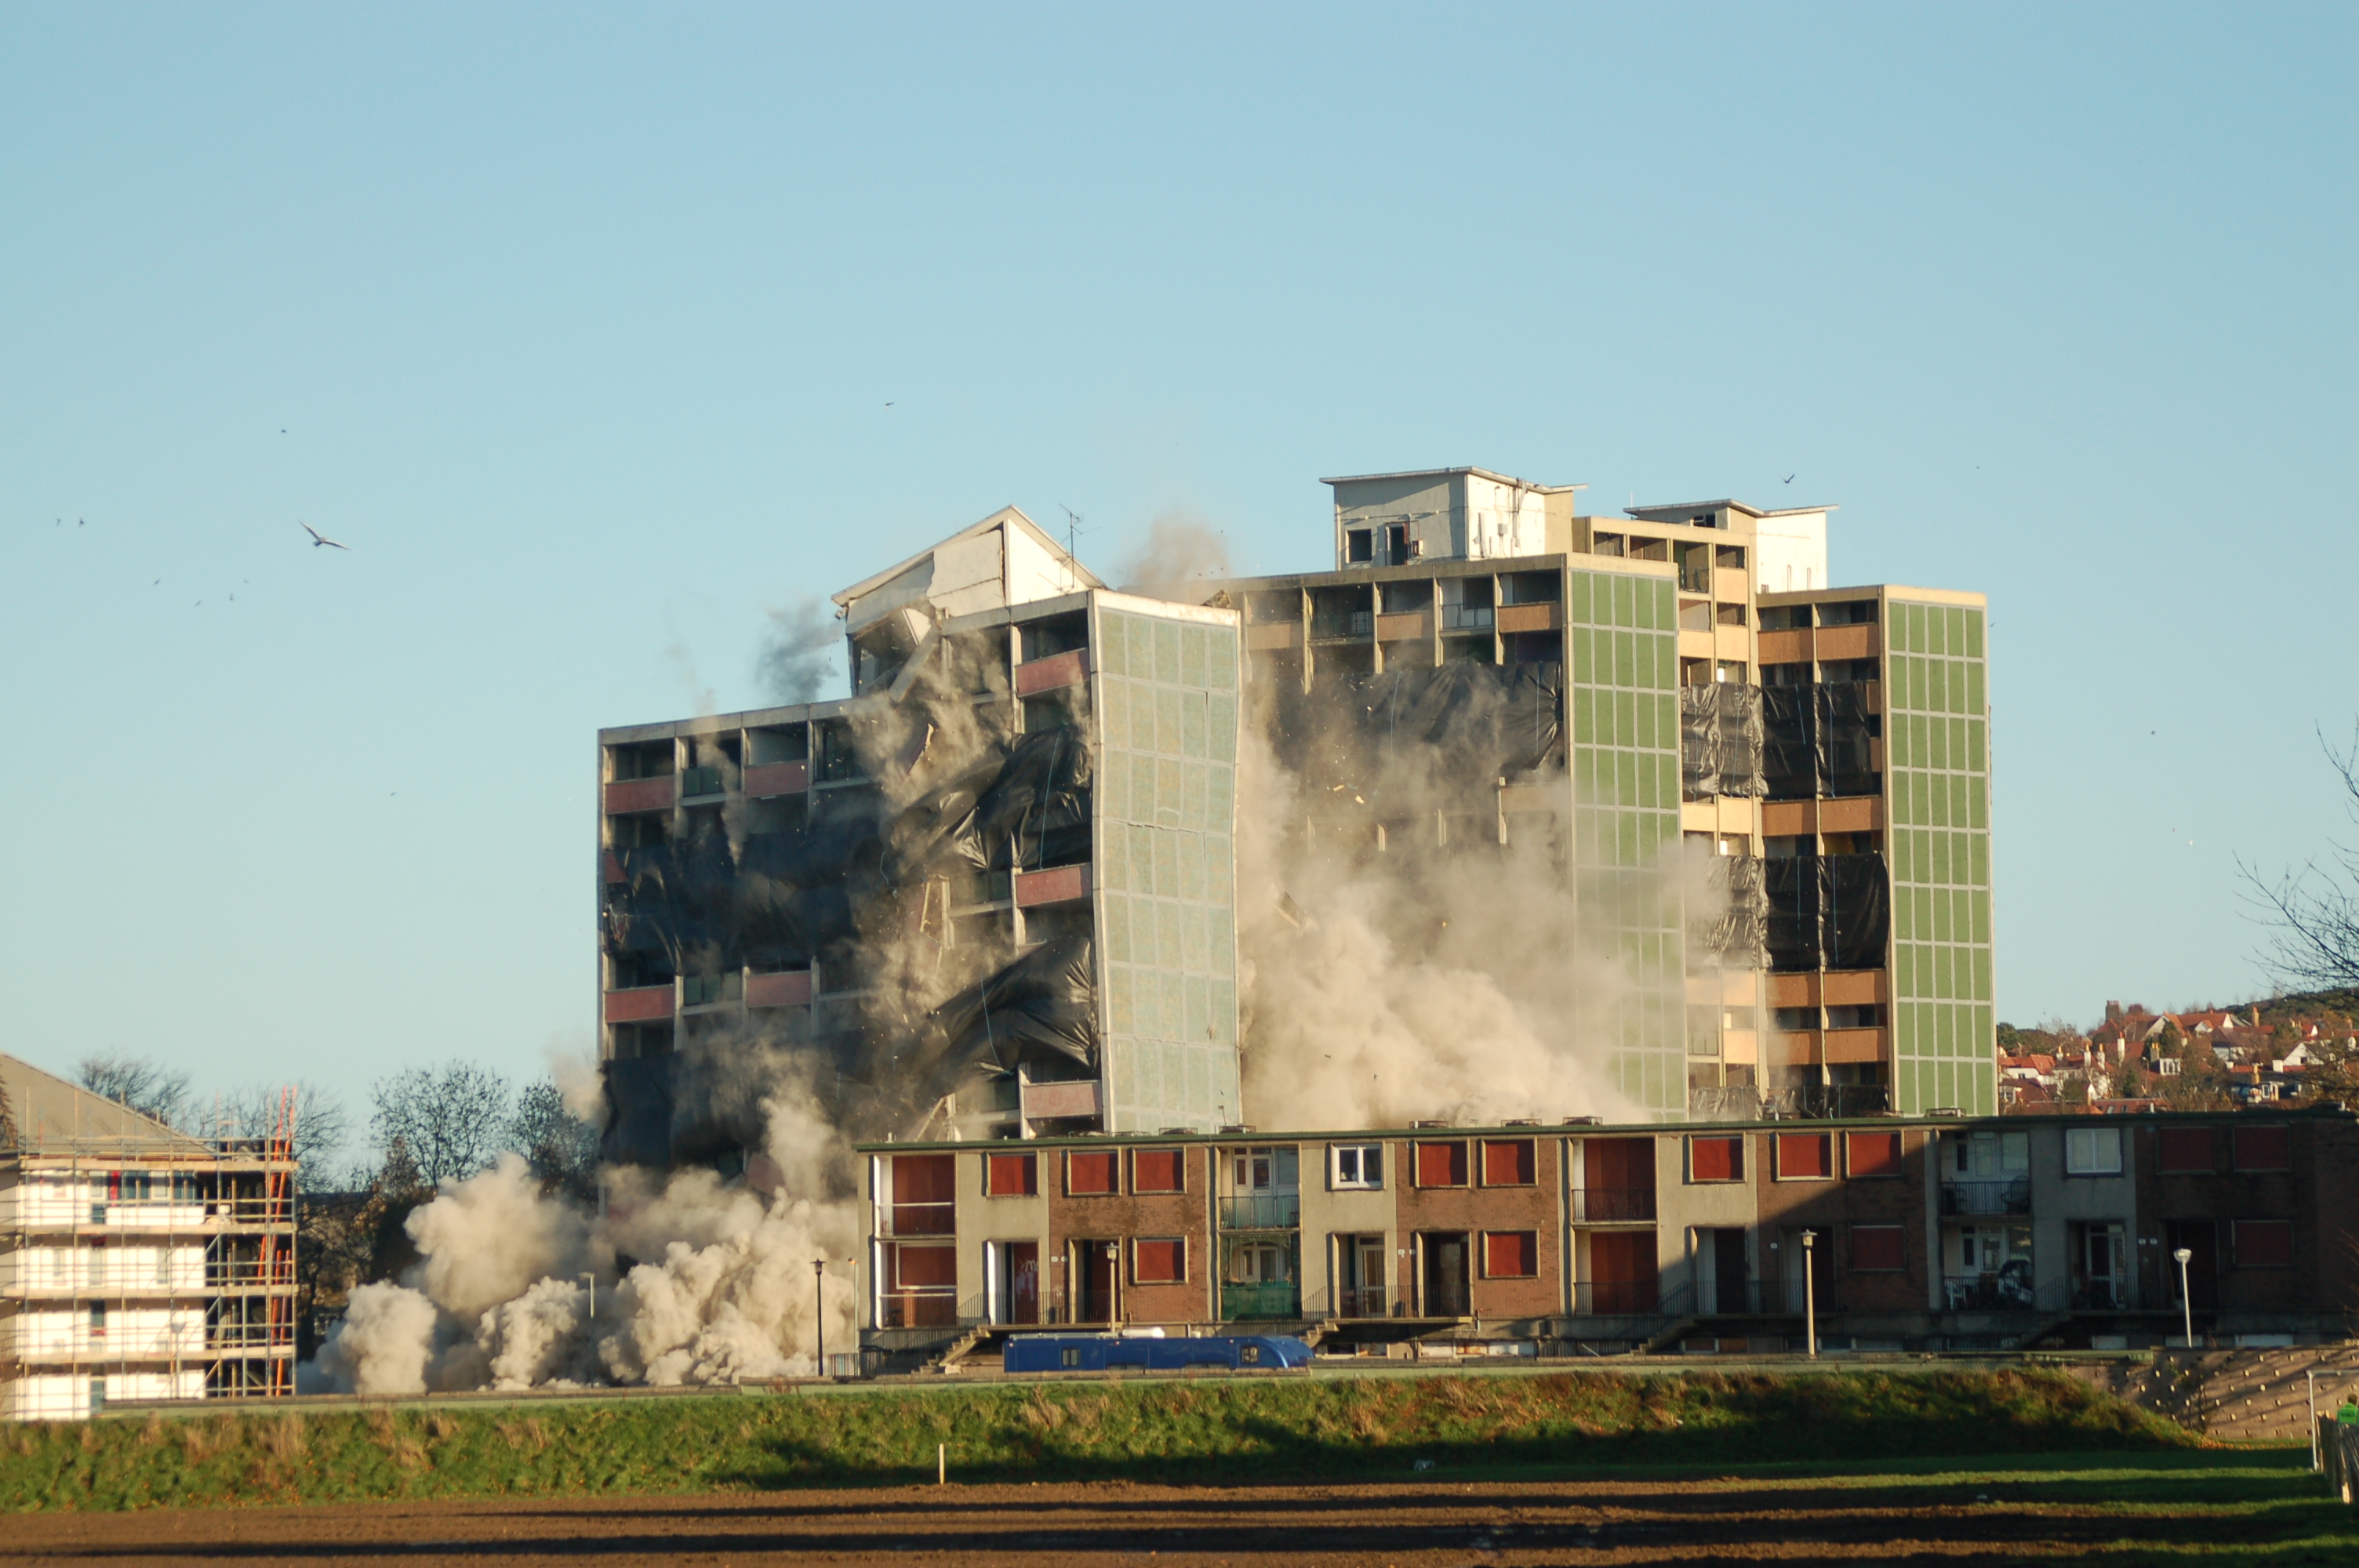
<box><xmin>1060</xmin><ymin>1346</ymin><xmax>1081</xmax><ymax>1368</ymax></box>
<box><xmin>2157</xmin><ymin>1127</ymin><xmax>2215</xmax><ymax>1175</ymax></box>
<box><xmin>1688</xmin><ymin>1136</ymin><xmax>1744</xmax><ymax>1182</ymax></box>
<box><xmin>1413</xmin><ymin>1142</ymin><xmax>1468</xmax><ymax>1188</ymax></box>
<box><xmin>1951</xmin><ymin>1131</ymin><xmax>2029</xmax><ymax>1178</ymax></box>
<box><xmin>1482</xmin><ymin>1231</ymin><xmax>1538</xmax><ymax>1278</ymax></box>
<box><xmin>1479</xmin><ymin>1139</ymin><xmax>1536</xmax><ymax>1186</ymax></box>
<box><xmin>1067</xmin><ymin>1150</ymin><xmax>1118</xmax><ymax>1196</ymax></box>
<box><xmin>2233</xmin><ymin>1126</ymin><xmax>2291</xmax><ymax>1172</ymax></box>
<box><xmin>1133</xmin><ymin>1237</ymin><xmax>1186</xmax><ymax>1283</ymax></box>
<box><xmin>1775</xmin><ymin>1134</ymin><xmax>1833</xmax><ymax>1180</ymax></box>
<box><xmin>1132</xmin><ymin>1149</ymin><xmax>1184</xmax><ymax>1194</ymax></box>
<box><xmin>984</xmin><ymin>1152</ymin><xmax>1037</xmax><ymax>1197</ymax></box>
<box><xmin>1850</xmin><ymin>1225</ymin><xmax>1906</xmax><ymax>1272</ymax></box>
<box><xmin>1846</xmin><ymin>1132</ymin><xmax>1903</xmax><ymax>1178</ymax></box>
<box><xmin>1331</xmin><ymin>1144</ymin><xmax>1384</xmax><ymax>1190</ymax></box>
<box><xmin>2065</xmin><ymin>1127</ymin><xmax>2123</xmax><ymax>1176</ymax></box>
<box><xmin>2233</xmin><ymin>1219</ymin><xmax>2293</xmax><ymax>1269</ymax></box>
<box><xmin>1346</xmin><ymin>528</ymin><xmax>1372</xmax><ymax>563</ymax></box>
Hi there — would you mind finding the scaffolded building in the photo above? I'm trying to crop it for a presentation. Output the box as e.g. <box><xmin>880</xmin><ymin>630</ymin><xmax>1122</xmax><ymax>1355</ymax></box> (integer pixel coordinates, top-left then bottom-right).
<box><xmin>595</xmin><ymin>467</ymin><xmax>1994</xmax><ymax>1161</ymax></box>
<box><xmin>0</xmin><ymin>1053</ymin><xmax>296</xmax><ymax>1419</ymax></box>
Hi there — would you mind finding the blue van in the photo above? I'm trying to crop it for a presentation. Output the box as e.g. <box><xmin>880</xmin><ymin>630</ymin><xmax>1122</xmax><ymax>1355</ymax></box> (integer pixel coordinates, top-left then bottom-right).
<box><xmin>1004</xmin><ymin>1333</ymin><xmax>1314</xmax><ymax>1374</ymax></box>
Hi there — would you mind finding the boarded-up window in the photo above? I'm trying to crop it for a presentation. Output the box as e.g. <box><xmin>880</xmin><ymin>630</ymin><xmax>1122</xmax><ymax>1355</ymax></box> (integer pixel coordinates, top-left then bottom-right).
<box><xmin>1480</xmin><ymin>1139</ymin><xmax>1536</xmax><ymax>1186</ymax></box>
<box><xmin>1482</xmin><ymin>1231</ymin><xmax>1539</xmax><ymax>1278</ymax></box>
<box><xmin>895</xmin><ymin>1244</ymin><xmax>957</xmax><ymax>1288</ymax></box>
<box><xmin>892</xmin><ymin>1153</ymin><xmax>956</xmax><ymax>1234</ymax></box>
<box><xmin>2233</xmin><ymin>1126</ymin><xmax>2291</xmax><ymax>1172</ymax></box>
<box><xmin>1414</xmin><ymin>1142</ymin><xmax>1469</xmax><ymax>1187</ymax></box>
<box><xmin>1846</xmin><ymin>1132</ymin><xmax>1903</xmax><ymax>1178</ymax></box>
<box><xmin>1133</xmin><ymin>1236</ymin><xmax>1185</xmax><ymax>1283</ymax></box>
<box><xmin>1851</xmin><ymin>1225</ymin><xmax>1906</xmax><ymax>1272</ymax></box>
<box><xmin>1688</xmin><ymin>1136</ymin><xmax>1743</xmax><ymax>1182</ymax></box>
<box><xmin>1067</xmin><ymin>1150</ymin><xmax>1118</xmax><ymax>1196</ymax></box>
<box><xmin>2233</xmin><ymin>1219</ymin><xmax>2293</xmax><ymax>1269</ymax></box>
<box><xmin>985</xmin><ymin>1152</ymin><xmax>1037</xmax><ymax>1197</ymax></box>
<box><xmin>1133</xmin><ymin>1149</ymin><xmax>1184</xmax><ymax>1193</ymax></box>
<box><xmin>1776</xmin><ymin>1134</ymin><xmax>1833</xmax><ymax>1180</ymax></box>
<box><xmin>2158</xmin><ymin>1127</ymin><xmax>2215</xmax><ymax>1174</ymax></box>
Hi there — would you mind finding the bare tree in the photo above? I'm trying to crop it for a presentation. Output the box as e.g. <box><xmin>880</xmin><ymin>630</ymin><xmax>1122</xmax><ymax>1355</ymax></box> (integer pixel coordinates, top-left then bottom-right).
<box><xmin>507</xmin><ymin>1080</ymin><xmax>601</xmax><ymax>1203</ymax></box>
<box><xmin>221</xmin><ymin>1083</ymin><xmax>353</xmax><ymax>1191</ymax></box>
<box><xmin>2242</xmin><ymin>722</ymin><xmax>2359</xmax><ymax>994</ymax></box>
<box><xmin>74</xmin><ymin>1053</ymin><xmax>192</xmax><ymax>1130</ymax></box>
<box><xmin>368</xmin><ymin>1064</ymin><xmax>513</xmax><ymax>1188</ymax></box>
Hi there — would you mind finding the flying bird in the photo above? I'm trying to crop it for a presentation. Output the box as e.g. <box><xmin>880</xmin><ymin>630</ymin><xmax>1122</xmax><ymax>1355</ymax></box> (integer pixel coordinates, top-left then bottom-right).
<box><xmin>1783</xmin><ymin>474</ymin><xmax>1794</xmax><ymax>485</ymax></box>
<box><xmin>300</xmin><ymin>521</ymin><xmax>351</xmax><ymax>551</ymax></box>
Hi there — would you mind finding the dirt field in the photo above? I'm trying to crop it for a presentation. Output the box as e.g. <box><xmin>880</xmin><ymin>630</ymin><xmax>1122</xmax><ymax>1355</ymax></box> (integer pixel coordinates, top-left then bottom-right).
<box><xmin>4</xmin><ymin>1464</ymin><xmax>2350</xmax><ymax>1566</ymax></box>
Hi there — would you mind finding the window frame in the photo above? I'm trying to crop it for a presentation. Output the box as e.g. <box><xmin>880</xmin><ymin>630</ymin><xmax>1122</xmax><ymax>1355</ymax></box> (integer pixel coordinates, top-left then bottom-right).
<box><xmin>1329</xmin><ymin>1143</ymin><xmax>1385</xmax><ymax>1191</ymax></box>
<box><xmin>2063</xmin><ymin>1126</ymin><xmax>2123</xmax><ymax>1177</ymax></box>
<box><xmin>1412</xmin><ymin>1140</ymin><xmax>1470</xmax><ymax>1189</ymax></box>
<box><xmin>1480</xmin><ymin>1229</ymin><xmax>1539</xmax><ymax>1279</ymax></box>
<box><xmin>1774</xmin><ymin>1133</ymin><xmax>1834</xmax><ymax>1182</ymax></box>
<box><xmin>1478</xmin><ymin>1138</ymin><xmax>1537</xmax><ymax>1188</ymax></box>
<box><xmin>983</xmin><ymin>1152</ymin><xmax>1038</xmax><ymax>1198</ymax></box>
<box><xmin>1132</xmin><ymin>1236</ymin><xmax>1187</xmax><ymax>1285</ymax></box>
<box><xmin>1065</xmin><ymin>1149</ymin><xmax>1119</xmax><ymax>1197</ymax></box>
<box><xmin>1849</xmin><ymin>1224</ymin><xmax>1906</xmax><ymax>1273</ymax></box>
<box><xmin>1687</xmin><ymin>1135</ymin><xmax>1745</xmax><ymax>1184</ymax></box>
<box><xmin>1131</xmin><ymin>1148</ymin><xmax>1186</xmax><ymax>1195</ymax></box>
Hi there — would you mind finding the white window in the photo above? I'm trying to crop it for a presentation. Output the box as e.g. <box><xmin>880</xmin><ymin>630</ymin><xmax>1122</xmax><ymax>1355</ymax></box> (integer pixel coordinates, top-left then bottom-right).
<box><xmin>1331</xmin><ymin>1144</ymin><xmax>1384</xmax><ymax>1190</ymax></box>
<box><xmin>2065</xmin><ymin>1126</ymin><xmax>2123</xmax><ymax>1175</ymax></box>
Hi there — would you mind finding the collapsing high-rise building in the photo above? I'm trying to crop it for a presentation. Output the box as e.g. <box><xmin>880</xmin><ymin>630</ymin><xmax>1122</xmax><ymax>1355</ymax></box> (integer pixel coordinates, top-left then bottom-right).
<box><xmin>595</xmin><ymin>469</ymin><xmax>1994</xmax><ymax>1163</ymax></box>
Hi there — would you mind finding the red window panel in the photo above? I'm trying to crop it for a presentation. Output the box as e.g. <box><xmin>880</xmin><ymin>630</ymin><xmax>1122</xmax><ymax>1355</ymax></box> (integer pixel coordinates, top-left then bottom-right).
<box><xmin>1850</xmin><ymin>1225</ymin><xmax>1906</xmax><ymax>1272</ymax></box>
<box><xmin>1133</xmin><ymin>1149</ymin><xmax>1184</xmax><ymax>1193</ymax></box>
<box><xmin>893</xmin><ymin>1243</ymin><xmax>957</xmax><ymax>1289</ymax></box>
<box><xmin>1067</xmin><ymin>1150</ymin><xmax>1118</xmax><ymax>1196</ymax></box>
<box><xmin>1776</xmin><ymin>1134</ymin><xmax>1833</xmax><ymax>1180</ymax></box>
<box><xmin>2158</xmin><ymin>1127</ymin><xmax>2215</xmax><ymax>1174</ymax></box>
<box><xmin>2233</xmin><ymin>1220</ymin><xmax>2293</xmax><ymax>1269</ymax></box>
<box><xmin>2233</xmin><ymin>1126</ymin><xmax>2292</xmax><ymax>1173</ymax></box>
<box><xmin>1414</xmin><ymin>1142</ymin><xmax>1469</xmax><ymax>1187</ymax></box>
<box><xmin>1133</xmin><ymin>1237</ymin><xmax>1185</xmax><ymax>1283</ymax></box>
<box><xmin>1689</xmin><ymin>1136</ymin><xmax>1743</xmax><ymax>1182</ymax></box>
<box><xmin>985</xmin><ymin>1153</ymin><xmax>1037</xmax><ymax>1197</ymax></box>
<box><xmin>1483</xmin><ymin>1231</ymin><xmax>1539</xmax><ymax>1278</ymax></box>
<box><xmin>1480</xmin><ymin>1139</ymin><xmax>1536</xmax><ymax>1186</ymax></box>
<box><xmin>1846</xmin><ymin>1132</ymin><xmax>1904</xmax><ymax>1178</ymax></box>
<box><xmin>891</xmin><ymin>1153</ymin><xmax>956</xmax><ymax>1235</ymax></box>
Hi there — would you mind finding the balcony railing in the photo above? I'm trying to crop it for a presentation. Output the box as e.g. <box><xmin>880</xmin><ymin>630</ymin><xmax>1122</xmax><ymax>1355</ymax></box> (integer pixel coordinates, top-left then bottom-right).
<box><xmin>1570</xmin><ymin>1279</ymin><xmax>1663</xmax><ymax>1316</ymax></box>
<box><xmin>680</xmin><ymin>765</ymin><xmax>725</xmax><ymax>798</ymax></box>
<box><xmin>879</xmin><ymin>1201</ymin><xmax>956</xmax><ymax>1239</ymax></box>
<box><xmin>1572</xmin><ymin>1187</ymin><xmax>1657</xmax><ymax>1223</ymax></box>
<box><xmin>1336</xmin><ymin>1285</ymin><xmax>1388</xmax><ymax>1319</ymax></box>
<box><xmin>879</xmin><ymin>1289</ymin><xmax>958</xmax><ymax>1329</ymax></box>
<box><xmin>1219</xmin><ymin>1194</ymin><xmax>1299</xmax><ymax>1231</ymax></box>
<box><xmin>1220</xmin><ymin>1281</ymin><xmax>1300</xmax><ymax>1321</ymax></box>
<box><xmin>1939</xmin><ymin>1178</ymin><xmax>2031</xmax><ymax>1218</ymax></box>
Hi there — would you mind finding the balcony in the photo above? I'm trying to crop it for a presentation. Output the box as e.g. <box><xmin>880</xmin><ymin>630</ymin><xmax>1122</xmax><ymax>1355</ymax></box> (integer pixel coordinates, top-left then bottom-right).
<box><xmin>879</xmin><ymin>1288</ymin><xmax>958</xmax><ymax>1329</ymax></box>
<box><xmin>1570</xmin><ymin>1279</ymin><xmax>1663</xmax><ymax>1316</ymax></box>
<box><xmin>603</xmin><ymin>985</ymin><xmax>675</xmax><ymax>1025</ymax></box>
<box><xmin>602</xmin><ymin>775</ymin><xmax>675</xmax><ymax>815</ymax></box>
<box><xmin>1336</xmin><ymin>1285</ymin><xmax>1389</xmax><ymax>1319</ymax></box>
<box><xmin>680</xmin><ymin>765</ymin><xmax>725</xmax><ymax>800</ymax></box>
<box><xmin>1014</xmin><ymin>648</ymin><xmax>1089</xmax><ymax>697</ymax></box>
<box><xmin>878</xmin><ymin>1200</ymin><xmax>956</xmax><ymax>1239</ymax></box>
<box><xmin>1572</xmin><ymin>1187</ymin><xmax>1657</xmax><ymax>1224</ymax></box>
<box><xmin>1311</xmin><ymin>611</ymin><xmax>1372</xmax><ymax>641</ymax></box>
<box><xmin>1219</xmin><ymin>1195</ymin><xmax>1299</xmax><ymax>1231</ymax></box>
<box><xmin>1220</xmin><ymin>1282</ymin><xmax>1300</xmax><ymax>1321</ymax></box>
<box><xmin>1939</xmin><ymin>1179</ymin><xmax>2030</xmax><ymax>1218</ymax></box>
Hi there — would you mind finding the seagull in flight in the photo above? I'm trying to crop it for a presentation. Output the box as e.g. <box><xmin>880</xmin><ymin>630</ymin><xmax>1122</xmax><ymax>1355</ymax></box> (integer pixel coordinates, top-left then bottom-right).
<box><xmin>300</xmin><ymin>521</ymin><xmax>351</xmax><ymax>551</ymax></box>
<box><xmin>1783</xmin><ymin>474</ymin><xmax>1795</xmax><ymax>485</ymax></box>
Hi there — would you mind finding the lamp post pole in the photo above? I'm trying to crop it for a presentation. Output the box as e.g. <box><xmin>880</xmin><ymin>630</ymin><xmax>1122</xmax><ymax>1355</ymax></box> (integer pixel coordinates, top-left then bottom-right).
<box><xmin>813</xmin><ymin>1258</ymin><xmax>827</xmax><ymax>1377</ymax></box>
<box><xmin>581</xmin><ymin>1273</ymin><xmax>595</xmax><ymax>1320</ymax></box>
<box><xmin>2173</xmin><ymin>1247</ymin><xmax>2195</xmax><ymax>1348</ymax></box>
<box><xmin>1104</xmin><ymin>1243</ymin><xmax>1121</xmax><ymax>1332</ymax></box>
<box><xmin>1801</xmin><ymin>1231</ymin><xmax>1819</xmax><ymax>1359</ymax></box>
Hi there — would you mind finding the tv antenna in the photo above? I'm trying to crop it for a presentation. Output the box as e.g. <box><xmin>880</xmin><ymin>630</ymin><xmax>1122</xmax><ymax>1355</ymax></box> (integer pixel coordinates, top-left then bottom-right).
<box><xmin>1058</xmin><ymin>505</ymin><xmax>1091</xmax><ymax>588</ymax></box>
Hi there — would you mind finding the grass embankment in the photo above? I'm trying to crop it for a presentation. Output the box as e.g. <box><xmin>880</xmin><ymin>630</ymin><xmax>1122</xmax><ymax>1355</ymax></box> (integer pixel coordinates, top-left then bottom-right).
<box><xmin>2</xmin><ymin>1367</ymin><xmax>2194</xmax><ymax>1512</ymax></box>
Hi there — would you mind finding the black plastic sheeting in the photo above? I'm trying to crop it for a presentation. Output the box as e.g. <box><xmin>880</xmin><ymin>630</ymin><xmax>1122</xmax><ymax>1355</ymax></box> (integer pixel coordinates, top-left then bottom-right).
<box><xmin>1680</xmin><ymin>683</ymin><xmax>1764</xmax><ymax>800</ymax></box>
<box><xmin>1273</xmin><ymin>661</ymin><xmax>1563</xmax><ymax>800</ymax></box>
<box><xmin>1697</xmin><ymin>852</ymin><xmax>1767</xmax><ymax>966</ymax></box>
<box><xmin>1759</xmin><ymin>683</ymin><xmax>1878</xmax><ymax>802</ymax></box>
<box><xmin>1762</xmin><ymin>852</ymin><xmax>1892</xmax><ymax>972</ymax></box>
<box><xmin>597</xmin><ymin>725</ymin><xmax>1103</xmax><ymax>1168</ymax></box>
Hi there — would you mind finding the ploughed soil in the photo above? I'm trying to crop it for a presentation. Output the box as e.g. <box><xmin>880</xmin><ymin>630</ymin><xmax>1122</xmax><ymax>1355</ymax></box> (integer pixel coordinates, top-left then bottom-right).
<box><xmin>0</xmin><ymin>1473</ymin><xmax>2314</xmax><ymax>1565</ymax></box>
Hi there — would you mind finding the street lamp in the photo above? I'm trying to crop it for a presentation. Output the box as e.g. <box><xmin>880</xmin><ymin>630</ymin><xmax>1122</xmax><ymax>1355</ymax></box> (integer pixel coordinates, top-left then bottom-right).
<box><xmin>581</xmin><ymin>1273</ymin><xmax>595</xmax><ymax>1320</ymax></box>
<box><xmin>2172</xmin><ymin>1247</ymin><xmax>2195</xmax><ymax>1348</ymax></box>
<box><xmin>813</xmin><ymin>1258</ymin><xmax>827</xmax><ymax>1377</ymax></box>
<box><xmin>1103</xmin><ymin>1242</ymin><xmax>1121</xmax><ymax>1332</ymax></box>
<box><xmin>1801</xmin><ymin>1231</ymin><xmax>1819</xmax><ymax>1359</ymax></box>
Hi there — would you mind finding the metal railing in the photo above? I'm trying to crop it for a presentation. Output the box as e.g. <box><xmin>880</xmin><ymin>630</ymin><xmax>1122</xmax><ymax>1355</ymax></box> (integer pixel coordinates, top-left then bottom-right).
<box><xmin>1572</xmin><ymin>1187</ymin><xmax>1657</xmax><ymax>1223</ymax></box>
<box><xmin>1219</xmin><ymin>1194</ymin><xmax>1299</xmax><ymax>1231</ymax></box>
<box><xmin>1939</xmin><ymin>1178</ymin><xmax>2032</xmax><ymax>1218</ymax></box>
<box><xmin>1220</xmin><ymin>1282</ymin><xmax>1300</xmax><ymax>1320</ymax></box>
<box><xmin>1336</xmin><ymin>1285</ymin><xmax>1388</xmax><ymax>1319</ymax></box>
<box><xmin>878</xmin><ymin>1289</ymin><xmax>958</xmax><ymax>1330</ymax></box>
<box><xmin>877</xmin><ymin>1200</ymin><xmax>956</xmax><ymax>1238</ymax></box>
<box><xmin>1570</xmin><ymin>1280</ymin><xmax>1663</xmax><ymax>1316</ymax></box>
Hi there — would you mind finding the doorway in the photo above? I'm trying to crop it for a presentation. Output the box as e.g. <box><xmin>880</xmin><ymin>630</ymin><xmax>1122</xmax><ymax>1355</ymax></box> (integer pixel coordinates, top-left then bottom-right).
<box><xmin>1420</xmin><ymin>1232</ymin><xmax>1470</xmax><ymax>1317</ymax></box>
<box><xmin>2165</xmin><ymin>1221</ymin><xmax>2217</xmax><ymax>1311</ymax></box>
<box><xmin>1074</xmin><ymin>1240</ymin><xmax>1118</xmax><ymax>1324</ymax></box>
<box><xmin>994</xmin><ymin>1241</ymin><xmax>1040</xmax><ymax>1326</ymax></box>
<box><xmin>1699</xmin><ymin>1227</ymin><xmax>1750</xmax><ymax>1314</ymax></box>
<box><xmin>1335</xmin><ymin>1234</ymin><xmax>1388</xmax><ymax>1319</ymax></box>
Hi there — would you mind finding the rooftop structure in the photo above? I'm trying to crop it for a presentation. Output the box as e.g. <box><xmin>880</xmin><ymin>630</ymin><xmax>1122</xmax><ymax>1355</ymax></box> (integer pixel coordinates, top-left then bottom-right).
<box><xmin>0</xmin><ymin>1053</ymin><xmax>297</xmax><ymax>1419</ymax></box>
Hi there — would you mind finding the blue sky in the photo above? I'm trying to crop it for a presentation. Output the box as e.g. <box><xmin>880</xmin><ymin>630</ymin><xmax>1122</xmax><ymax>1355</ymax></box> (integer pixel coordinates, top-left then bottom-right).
<box><xmin>3</xmin><ymin>3</ymin><xmax>2351</xmax><ymax>1162</ymax></box>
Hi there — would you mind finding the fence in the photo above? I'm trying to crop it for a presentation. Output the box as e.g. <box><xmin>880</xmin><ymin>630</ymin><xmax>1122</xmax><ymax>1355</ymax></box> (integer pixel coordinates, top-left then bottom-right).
<box><xmin>1219</xmin><ymin>1195</ymin><xmax>1299</xmax><ymax>1231</ymax></box>
<box><xmin>1939</xmin><ymin>1178</ymin><xmax>2032</xmax><ymax>1218</ymax></box>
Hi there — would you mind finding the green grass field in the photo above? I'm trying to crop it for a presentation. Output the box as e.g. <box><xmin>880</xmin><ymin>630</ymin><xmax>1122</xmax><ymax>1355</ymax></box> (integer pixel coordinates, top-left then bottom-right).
<box><xmin>0</xmin><ymin>1367</ymin><xmax>2208</xmax><ymax>1512</ymax></box>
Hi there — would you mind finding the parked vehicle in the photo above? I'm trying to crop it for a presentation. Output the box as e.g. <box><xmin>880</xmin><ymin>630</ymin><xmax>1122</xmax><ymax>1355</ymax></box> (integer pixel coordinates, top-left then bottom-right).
<box><xmin>1004</xmin><ymin>1332</ymin><xmax>1313</xmax><ymax>1374</ymax></box>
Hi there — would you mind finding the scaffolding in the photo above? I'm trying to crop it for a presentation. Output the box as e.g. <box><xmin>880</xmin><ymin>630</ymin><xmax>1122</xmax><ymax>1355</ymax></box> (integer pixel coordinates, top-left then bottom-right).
<box><xmin>0</xmin><ymin>1068</ymin><xmax>297</xmax><ymax>1419</ymax></box>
